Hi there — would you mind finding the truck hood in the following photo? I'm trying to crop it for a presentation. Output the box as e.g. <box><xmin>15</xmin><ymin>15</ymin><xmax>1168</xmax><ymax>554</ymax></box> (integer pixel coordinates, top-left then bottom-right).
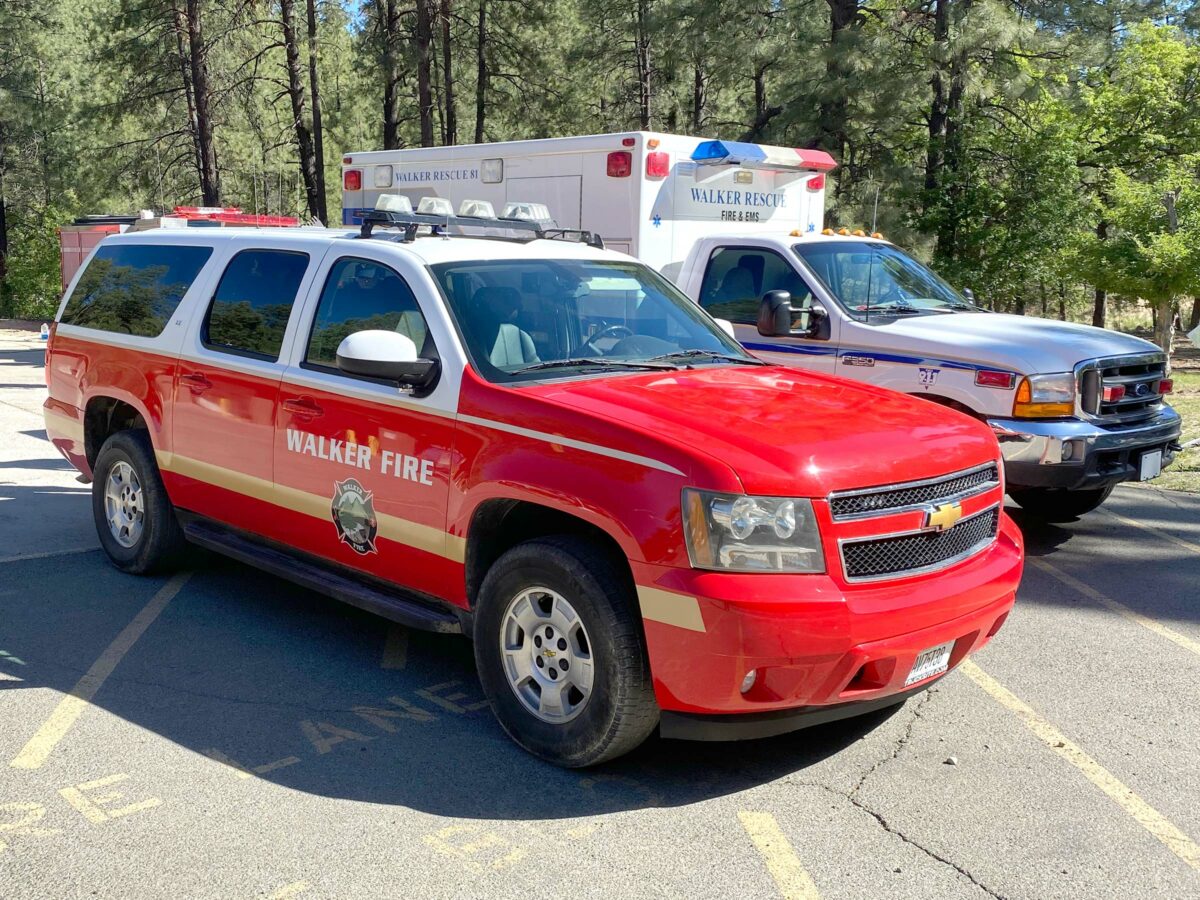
<box><xmin>866</xmin><ymin>312</ymin><xmax>1160</xmax><ymax>374</ymax></box>
<box><xmin>535</xmin><ymin>366</ymin><xmax>999</xmax><ymax>496</ymax></box>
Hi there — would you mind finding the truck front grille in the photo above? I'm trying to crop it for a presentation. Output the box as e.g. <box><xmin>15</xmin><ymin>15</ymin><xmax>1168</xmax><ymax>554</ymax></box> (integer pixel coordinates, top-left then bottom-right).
<box><xmin>829</xmin><ymin>463</ymin><xmax>999</xmax><ymax>521</ymax></box>
<box><xmin>1078</xmin><ymin>354</ymin><xmax>1167</xmax><ymax>424</ymax></box>
<box><xmin>840</xmin><ymin>507</ymin><xmax>1000</xmax><ymax>581</ymax></box>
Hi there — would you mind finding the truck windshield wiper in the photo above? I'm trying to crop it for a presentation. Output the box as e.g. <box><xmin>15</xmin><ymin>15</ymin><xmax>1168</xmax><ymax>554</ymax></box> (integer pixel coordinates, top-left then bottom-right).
<box><xmin>512</xmin><ymin>357</ymin><xmax>678</xmax><ymax>374</ymax></box>
<box><xmin>865</xmin><ymin>303</ymin><xmax>925</xmax><ymax>315</ymax></box>
<box><xmin>646</xmin><ymin>349</ymin><xmax>767</xmax><ymax>366</ymax></box>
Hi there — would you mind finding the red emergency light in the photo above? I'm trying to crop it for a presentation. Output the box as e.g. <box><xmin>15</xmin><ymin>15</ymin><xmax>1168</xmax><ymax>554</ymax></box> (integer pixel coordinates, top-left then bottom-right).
<box><xmin>607</xmin><ymin>151</ymin><xmax>632</xmax><ymax>178</ymax></box>
<box><xmin>808</xmin><ymin>173</ymin><xmax>826</xmax><ymax>192</ymax></box>
<box><xmin>344</xmin><ymin>169</ymin><xmax>362</xmax><ymax>191</ymax></box>
<box><xmin>1157</xmin><ymin>378</ymin><xmax>1173</xmax><ymax>395</ymax></box>
<box><xmin>975</xmin><ymin>370</ymin><xmax>1016</xmax><ymax>389</ymax></box>
<box><xmin>1102</xmin><ymin>385</ymin><xmax>1126</xmax><ymax>403</ymax></box>
<box><xmin>645</xmin><ymin>151</ymin><xmax>670</xmax><ymax>178</ymax></box>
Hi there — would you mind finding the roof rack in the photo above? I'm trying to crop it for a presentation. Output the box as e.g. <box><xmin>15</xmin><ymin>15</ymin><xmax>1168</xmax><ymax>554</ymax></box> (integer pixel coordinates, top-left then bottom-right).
<box><xmin>356</xmin><ymin>209</ymin><xmax>604</xmax><ymax>250</ymax></box>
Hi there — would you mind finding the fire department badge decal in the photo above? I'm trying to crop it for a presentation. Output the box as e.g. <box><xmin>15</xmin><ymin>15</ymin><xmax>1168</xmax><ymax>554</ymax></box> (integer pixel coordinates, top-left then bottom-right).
<box><xmin>331</xmin><ymin>479</ymin><xmax>378</xmax><ymax>555</ymax></box>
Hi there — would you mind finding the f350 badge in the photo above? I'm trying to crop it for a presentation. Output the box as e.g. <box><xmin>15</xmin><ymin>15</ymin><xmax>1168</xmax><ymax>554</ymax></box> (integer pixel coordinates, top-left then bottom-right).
<box><xmin>331</xmin><ymin>478</ymin><xmax>378</xmax><ymax>555</ymax></box>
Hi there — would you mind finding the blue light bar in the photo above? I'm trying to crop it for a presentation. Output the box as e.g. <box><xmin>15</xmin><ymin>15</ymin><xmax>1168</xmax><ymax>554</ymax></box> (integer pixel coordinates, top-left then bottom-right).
<box><xmin>691</xmin><ymin>140</ymin><xmax>769</xmax><ymax>164</ymax></box>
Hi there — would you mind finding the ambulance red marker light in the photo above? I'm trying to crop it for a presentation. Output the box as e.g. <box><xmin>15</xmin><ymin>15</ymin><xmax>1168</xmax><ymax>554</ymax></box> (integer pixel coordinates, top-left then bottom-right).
<box><xmin>808</xmin><ymin>173</ymin><xmax>825</xmax><ymax>191</ymax></box>
<box><xmin>622</xmin><ymin>137</ymin><xmax>636</xmax><ymax>147</ymax></box>
<box><xmin>607</xmin><ymin>151</ymin><xmax>632</xmax><ymax>178</ymax></box>
<box><xmin>975</xmin><ymin>370</ymin><xmax>1016</xmax><ymax>389</ymax></box>
<box><xmin>646</xmin><ymin>151</ymin><xmax>670</xmax><ymax>178</ymax></box>
<box><xmin>344</xmin><ymin>169</ymin><xmax>362</xmax><ymax>191</ymax></box>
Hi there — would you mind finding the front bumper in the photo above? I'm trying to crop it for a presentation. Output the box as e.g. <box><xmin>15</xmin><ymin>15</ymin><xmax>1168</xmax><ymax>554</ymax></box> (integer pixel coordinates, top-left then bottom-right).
<box><xmin>637</xmin><ymin>515</ymin><xmax>1022</xmax><ymax>732</ymax></box>
<box><xmin>987</xmin><ymin>406</ymin><xmax>1182</xmax><ymax>490</ymax></box>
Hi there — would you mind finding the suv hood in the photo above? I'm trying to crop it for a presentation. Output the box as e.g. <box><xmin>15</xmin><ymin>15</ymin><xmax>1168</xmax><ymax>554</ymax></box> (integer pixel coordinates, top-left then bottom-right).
<box><xmin>867</xmin><ymin>313</ymin><xmax>1160</xmax><ymax>374</ymax></box>
<box><xmin>534</xmin><ymin>366</ymin><xmax>999</xmax><ymax>496</ymax></box>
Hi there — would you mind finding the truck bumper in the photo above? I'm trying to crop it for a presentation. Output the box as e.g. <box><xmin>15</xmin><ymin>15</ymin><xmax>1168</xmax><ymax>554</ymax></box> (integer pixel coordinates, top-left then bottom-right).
<box><xmin>987</xmin><ymin>407</ymin><xmax>1182</xmax><ymax>491</ymax></box>
<box><xmin>638</xmin><ymin>514</ymin><xmax>1022</xmax><ymax>736</ymax></box>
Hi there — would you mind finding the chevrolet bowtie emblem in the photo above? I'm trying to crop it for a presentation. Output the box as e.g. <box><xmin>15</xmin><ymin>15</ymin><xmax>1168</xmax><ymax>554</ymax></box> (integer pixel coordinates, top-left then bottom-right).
<box><xmin>924</xmin><ymin>501</ymin><xmax>963</xmax><ymax>532</ymax></box>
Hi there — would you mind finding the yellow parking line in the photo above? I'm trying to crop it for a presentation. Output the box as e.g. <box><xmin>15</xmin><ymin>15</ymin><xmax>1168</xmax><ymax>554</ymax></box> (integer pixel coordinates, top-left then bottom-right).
<box><xmin>1029</xmin><ymin>557</ymin><xmax>1200</xmax><ymax>658</ymax></box>
<box><xmin>961</xmin><ymin>660</ymin><xmax>1200</xmax><ymax>872</ymax></box>
<box><xmin>381</xmin><ymin>625</ymin><xmax>408</xmax><ymax>670</ymax></box>
<box><xmin>10</xmin><ymin>572</ymin><xmax>191</xmax><ymax>770</ymax></box>
<box><xmin>1099</xmin><ymin>505</ymin><xmax>1200</xmax><ymax>556</ymax></box>
<box><xmin>738</xmin><ymin>811</ymin><xmax>821</xmax><ymax>900</ymax></box>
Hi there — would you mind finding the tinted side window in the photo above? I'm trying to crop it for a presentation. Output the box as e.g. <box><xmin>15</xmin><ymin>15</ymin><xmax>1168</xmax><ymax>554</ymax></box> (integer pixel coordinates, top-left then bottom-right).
<box><xmin>698</xmin><ymin>248</ymin><xmax>814</xmax><ymax>324</ymax></box>
<box><xmin>305</xmin><ymin>257</ymin><xmax>430</xmax><ymax>370</ymax></box>
<box><xmin>60</xmin><ymin>244</ymin><xmax>212</xmax><ymax>338</ymax></box>
<box><xmin>203</xmin><ymin>250</ymin><xmax>310</xmax><ymax>359</ymax></box>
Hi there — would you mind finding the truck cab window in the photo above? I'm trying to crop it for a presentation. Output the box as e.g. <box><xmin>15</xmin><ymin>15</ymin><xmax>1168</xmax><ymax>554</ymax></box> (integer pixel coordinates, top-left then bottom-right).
<box><xmin>203</xmin><ymin>249</ymin><xmax>310</xmax><ymax>359</ymax></box>
<box><xmin>305</xmin><ymin>257</ymin><xmax>431</xmax><ymax>370</ymax></box>
<box><xmin>698</xmin><ymin>247</ymin><xmax>814</xmax><ymax>324</ymax></box>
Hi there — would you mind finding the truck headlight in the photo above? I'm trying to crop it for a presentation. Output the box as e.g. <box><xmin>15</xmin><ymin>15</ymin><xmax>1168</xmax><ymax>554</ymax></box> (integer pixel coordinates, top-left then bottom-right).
<box><xmin>1013</xmin><ymin>373</ymin><xmax>1075</xmax><ymax>418</ymax></box>
<box><xmin>683</xmin><ymin>489</ymin><xmax>825</xmax><ymax>573</ymax></box>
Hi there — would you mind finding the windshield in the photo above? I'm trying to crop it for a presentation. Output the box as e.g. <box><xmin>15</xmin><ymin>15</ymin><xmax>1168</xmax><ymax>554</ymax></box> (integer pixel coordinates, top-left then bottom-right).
<box><xmin>430</xmin><ymin>258</ymin><xmax>756</xmax><ymax>382</ymax></box>
<box><xmin>793</xmin><ymin>241</ymin><xmax>978</xmax><ymax>321</ymax></box>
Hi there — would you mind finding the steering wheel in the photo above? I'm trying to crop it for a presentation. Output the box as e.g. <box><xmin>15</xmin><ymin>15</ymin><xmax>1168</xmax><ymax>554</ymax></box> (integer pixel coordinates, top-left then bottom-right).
<box><xmin>582</xmin><ymin>324</ymin><xmax>634</xmax><ymax>355</ymax></box>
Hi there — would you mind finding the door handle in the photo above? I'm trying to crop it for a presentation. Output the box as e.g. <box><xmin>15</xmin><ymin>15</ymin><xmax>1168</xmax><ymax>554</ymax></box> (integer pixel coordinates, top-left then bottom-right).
<box><xmin>180</xmin><ymin>372</ymin><xmax>211</xmax><ymax>392</ymax></box>
<box><xmin>282</xmin><ymin>396</ymin><xmax>324</xmax><ymax>419</ymax></box>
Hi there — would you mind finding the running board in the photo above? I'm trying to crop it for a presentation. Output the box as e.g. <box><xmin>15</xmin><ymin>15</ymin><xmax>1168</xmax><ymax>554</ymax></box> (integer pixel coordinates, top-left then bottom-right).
<box><xmin>181</xmin><ymin>518</ymin><xmax>463</xmax><ymax>634</ymax></box>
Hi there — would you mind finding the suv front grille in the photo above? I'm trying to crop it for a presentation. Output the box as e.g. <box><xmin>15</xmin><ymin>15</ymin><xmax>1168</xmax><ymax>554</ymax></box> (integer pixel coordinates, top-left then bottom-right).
<box><xmin>829</xmin><ymin>463</ymin><xmax>999</xmax><ymax>521</ymax></box>
<box><xmin>1079</xmin><ymin>354</ymin><xmax>1167</xmax><ymax>423</ymax></box>
<box><xmin>841</xmin><ymin>507</ymin><xmax>1000</xmax><ymax>581</ymax></box>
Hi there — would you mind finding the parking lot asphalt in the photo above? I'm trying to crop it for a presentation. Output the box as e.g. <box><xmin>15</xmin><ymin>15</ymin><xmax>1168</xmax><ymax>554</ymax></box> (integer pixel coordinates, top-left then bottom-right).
<box><xmin>1</xmin><ymin>327</ymin><xmax>1198</xmax><ymax>899</ymax></box>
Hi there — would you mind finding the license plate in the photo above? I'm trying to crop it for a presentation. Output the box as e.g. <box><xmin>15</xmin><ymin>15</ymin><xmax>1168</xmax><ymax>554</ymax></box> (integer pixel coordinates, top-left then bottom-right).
<box><xmin>1139</xmin><ymin>449</ymin><xmax>1163</xmax><ymax>481</ymax></box>
<box><xmin>905</xmin><ymin>640</ymin><xmax>954</xmax><ymax>687</ymax></box>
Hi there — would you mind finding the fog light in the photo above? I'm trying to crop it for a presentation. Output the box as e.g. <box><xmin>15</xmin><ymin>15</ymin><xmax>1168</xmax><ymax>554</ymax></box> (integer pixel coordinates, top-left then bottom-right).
<box><xmin>1061</xmin><ymin>441</ymin><xmax>1073</xmax><ymax>461</ymax></box>
<box><xmin>740</xmin><ymin>669</ymin><xmax>757</xmax><ymax>694</ymax></box>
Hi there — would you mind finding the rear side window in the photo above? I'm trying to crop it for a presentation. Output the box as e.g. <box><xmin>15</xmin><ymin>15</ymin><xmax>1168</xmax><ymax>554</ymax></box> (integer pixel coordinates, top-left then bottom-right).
<box><xmin>203</xmin><ymin>250</ymin><xmax>310</xmax><ymax>360</ymax></box>
<box><xmin>305</xmin><ymin>257</ymin><xmax>431</xmax><ymax>370</ymax></box>
<box><xmin>60</xmin><ymin>244</ymin><xmax>212</xmax><ymax>338</ymax></box>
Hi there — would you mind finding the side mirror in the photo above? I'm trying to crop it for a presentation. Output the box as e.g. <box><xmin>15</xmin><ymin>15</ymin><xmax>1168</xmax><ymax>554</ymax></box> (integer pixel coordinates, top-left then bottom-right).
<box><xmin>757</xmin><ymin>290</ymin><xmax>795</xmax><ymax>337</ymax></box>
<box><xmin>336</xmin><ymin>330</ymin><xmax>439</xmax><ymax>391</ymax></box>
<box><xmin>962</xmin><ymin>288</ymin><xmax>975</xmax><ymax>303</ymax></box>
<box><xmin>714</xmin><ymin>317</ymin><xmax>736</xmax><ymax>339</ymax></box>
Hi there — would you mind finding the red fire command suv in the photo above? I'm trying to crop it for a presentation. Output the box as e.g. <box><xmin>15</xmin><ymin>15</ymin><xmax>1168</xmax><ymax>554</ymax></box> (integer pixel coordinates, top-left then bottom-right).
<box><xmin>43</xmin><ymin>210</ymin><xmax>1023</xmax><ymax>766</ymax></box>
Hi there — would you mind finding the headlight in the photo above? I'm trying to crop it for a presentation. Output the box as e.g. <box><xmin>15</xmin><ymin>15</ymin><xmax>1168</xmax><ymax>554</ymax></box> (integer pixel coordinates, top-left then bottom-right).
<box><xmin>1013</xmin><ymin>373</ymin><xmax>1075</xmax><ymax>418</ymax></box>
<box><xmin>683</xmin><ymin>489</ymin><xmax>825</xmax><ymax>573</ymax></box>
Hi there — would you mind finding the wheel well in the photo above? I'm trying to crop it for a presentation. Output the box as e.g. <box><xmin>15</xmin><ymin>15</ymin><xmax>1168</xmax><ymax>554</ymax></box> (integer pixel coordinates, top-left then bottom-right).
<box><xmin>464</xmin><ymin>500</ymin><xmax>634</xmax><ymax>609</ymax></box>
<box><xmin>914</xmin><ymin>393</ymin><xmax>981</xmax><ymax>419</ymax></box>
<box><xmin>84</xmin><ymin>398</ymin><xmax>148</xmax><ymax>469</ymax></box>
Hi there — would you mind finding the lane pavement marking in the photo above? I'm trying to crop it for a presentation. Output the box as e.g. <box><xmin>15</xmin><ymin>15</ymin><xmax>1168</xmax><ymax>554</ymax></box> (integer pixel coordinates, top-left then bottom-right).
<box><xmin>1099</xmin><ymin>505</ymin><xmax>1200</xmax><ymax>557</ymax></box>
<box><xmin>381</xmin><ymin>625</ymin><xmax>408</xmax><ymax>670</ymax></box>
<box><xmin>738</xmin><ymin>811</ymin><xmax>821</xmax><ymax>900</ymax></box>
<box><xmin>0</xmin><ymin>546</ymin><xmax>99</xmax><ymax>565</ymax></box>
<box><xmin>961</xmin><ymin>659</ymin><xmax>1200</xmax><ymax>872</ymax></box>
<box><xmin>1030</xmin><ymin>557</ymin><xmax>1200</xmax><ymax>658</ymax></box>
<box><xmin>10</xmin><ymin>572</ymin><xmax>192</xmax><ymax>770</ymax></box>
<box><xmin>267</xmin><ymin>882</ymin><xmax>309</xmax><ymax>899</ymax></box>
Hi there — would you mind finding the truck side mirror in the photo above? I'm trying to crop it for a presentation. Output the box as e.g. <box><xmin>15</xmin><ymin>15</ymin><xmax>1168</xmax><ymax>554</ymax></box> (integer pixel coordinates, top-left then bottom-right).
<box><xmin>336</xmin><ymin>330</ymin><xmax>439</xmax><ymax>392</ymax></box>
<box><xmin>758</xmin><ymin>291</ymin><xmax>795</xmax><ymax>337</ymax></box>
<box><xmin>962</xmin><ymin>288</ymin><xmax>975</xmax><ymax>303</ymax></box>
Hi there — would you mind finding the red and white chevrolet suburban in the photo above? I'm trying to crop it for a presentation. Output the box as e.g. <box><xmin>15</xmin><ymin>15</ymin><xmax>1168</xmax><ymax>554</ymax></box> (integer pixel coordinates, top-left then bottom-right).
<box><xmin>43</xmin><ymin>213</ymin><xmax>1023</xmax><ymax>765</ymax></box>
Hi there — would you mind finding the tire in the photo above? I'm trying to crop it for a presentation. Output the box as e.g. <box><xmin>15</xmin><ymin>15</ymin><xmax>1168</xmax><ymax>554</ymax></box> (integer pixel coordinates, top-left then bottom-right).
<box><xmin>92</xmin><ymin>429</ymin><xmax>187</xmax><ymax>574</ymax></box>
<box><xmin>1009</xmin><ymin>485</ymin><xmax>1114</xmax><ymax>522</ymax></box>
<box><xmin>473</xmin><ymin>536</ymin><xmax>659</xmax><ymax>767</ymax></box>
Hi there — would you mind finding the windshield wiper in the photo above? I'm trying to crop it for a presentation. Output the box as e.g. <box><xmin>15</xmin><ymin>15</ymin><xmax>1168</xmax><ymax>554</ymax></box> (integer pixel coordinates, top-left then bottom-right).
<box><xmin>865</xmin><ymin>303</ymin><xmax>925</xmax><ymax>316</ymax></box>
<box><xmin>512</xmin><ymin>357</ymin><xmax>678</xmax><ymax>374</ymax></box>
<box><xmin>646</xmin><ymin>349</ymin><xmax>767</xmax><ymax>366</ymax></box>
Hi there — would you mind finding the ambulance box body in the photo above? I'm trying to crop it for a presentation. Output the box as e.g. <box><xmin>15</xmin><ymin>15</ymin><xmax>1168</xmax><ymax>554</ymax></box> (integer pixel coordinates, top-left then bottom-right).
<box><xmin>340</xmin><ymin>132</ymin><xmax>835</xmax><ymax>276</ymax></box>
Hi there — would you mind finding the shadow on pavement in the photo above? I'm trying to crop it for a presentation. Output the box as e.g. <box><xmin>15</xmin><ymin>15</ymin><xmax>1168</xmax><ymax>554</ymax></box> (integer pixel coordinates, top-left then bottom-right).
<box><xmin>0</xmin><ymin>546</ymin><xmax>901</xmax><ymax>821</ymax></box>
<box><xmin>0</xmin><ymin>348</ymin><xmax>46</xmax><ymax>367</ymax></box>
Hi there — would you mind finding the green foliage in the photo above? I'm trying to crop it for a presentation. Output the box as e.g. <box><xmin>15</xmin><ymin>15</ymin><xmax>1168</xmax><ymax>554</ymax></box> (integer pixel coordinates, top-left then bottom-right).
<box><xmin>1</xmin><ymin>212</ymin><xmax>65</xmax><ymax>319</ymax></box>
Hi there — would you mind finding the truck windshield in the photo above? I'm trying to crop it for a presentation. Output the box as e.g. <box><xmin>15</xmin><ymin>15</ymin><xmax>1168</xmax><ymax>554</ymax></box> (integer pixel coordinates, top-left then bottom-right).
<box><xmin>793</xmin><ymin>241</ymin><xmax>978</xmax><ymax>321</ymax></box>
<box><xmin>430</xmin><ymin>258</ymin><xmax>757</xmax><ymax>382</ymax></box>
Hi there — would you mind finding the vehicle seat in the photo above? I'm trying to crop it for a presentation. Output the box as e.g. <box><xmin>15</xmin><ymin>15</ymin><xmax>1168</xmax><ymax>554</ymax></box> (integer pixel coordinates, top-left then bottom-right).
<box><xmin>715</xmin><ymin>266</ymin><xmax>756</xmax><ymax>303</ymax></box>
<box><xmin>469</xmin><ymin>286</ymin><xmax>540</xmax><ymax>367</ymax></box>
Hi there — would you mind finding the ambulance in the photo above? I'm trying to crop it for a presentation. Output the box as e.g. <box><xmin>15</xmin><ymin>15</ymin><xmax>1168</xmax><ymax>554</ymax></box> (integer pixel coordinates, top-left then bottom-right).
<box><xmin>342</xmin><ymin>133</ymin><xmax>1182</xmax><ymax>521</ymax></box>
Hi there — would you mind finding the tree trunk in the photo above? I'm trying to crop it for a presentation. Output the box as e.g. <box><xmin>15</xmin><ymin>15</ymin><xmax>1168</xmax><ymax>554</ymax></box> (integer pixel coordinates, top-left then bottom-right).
<box><xmin>280</xmin><ymin>0</ymin><xmax>322</xmax><ymax>221</ymax></box>
<box><xmin>0</xmin><ymin>124</ymin><xmax>7</xmax><ymax>286</ymax></box>
<box><xmin>634</xmin><ymin>0</ymin><xmax>651</xmax><ymax>129</ymax></box>
<box><xmin>925</xmin><ymin>0</ymin><xmax>949</xmax><ymax>194</ymax></box>
<box><xmin>927</xmin><ymin>0</ymin><xmax>972</xmax><ymax>261</ymax></box>
<box><xmin>185</xmin><ymin>0</ymin><xmax>220</xmax><ymax>205</ymax></box>
<box><xmin>1092</xmin><ymin>220</ymin><xmax>1107</xmax><ymax>328</ymax></box>
<box><xmin>306</xmin><ymin>0</ymin><xmax>327</xmax><ymax>224</ymax></box>
<box><xmin>441</xmin><ymin>0</ymin><xmax>456</xmax><ymax>145</ymax></box>
<box><xmin>380</xmin><ymin>0</ymin><xmax>402</xmax><ymax>149</ymax></box>
<box><xmin>691</xmin><ymin>63</ymin><xmax>705</xmax><ymax>132</ymax></box>
<box><xmin>171</xmin><ymin>1</ymin><xmax>204</xmax><ymax>201</ymax></box>
<box><xmin>415</xmin><ymin>0</ymin><xmax>436</xmax><ymax>146</ymax></box>
<box><xmin>1154</xmin><ymin>298</ymin><xmax>1175</xmax><ymax>356</ymax></box>
<box><xmin>474</xmin><ymin>0</ymin><xmax>486</xmax><ymax>143</ymax></box>
<box><xmin>741</xmin><ymin>64</ymin><xmax>781</xmax><ymax>142</ymax></box>
<box><xmin>817</xmin><ymin>0</ymin><xmax>860</xmax><ymax>158</ymax></box>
